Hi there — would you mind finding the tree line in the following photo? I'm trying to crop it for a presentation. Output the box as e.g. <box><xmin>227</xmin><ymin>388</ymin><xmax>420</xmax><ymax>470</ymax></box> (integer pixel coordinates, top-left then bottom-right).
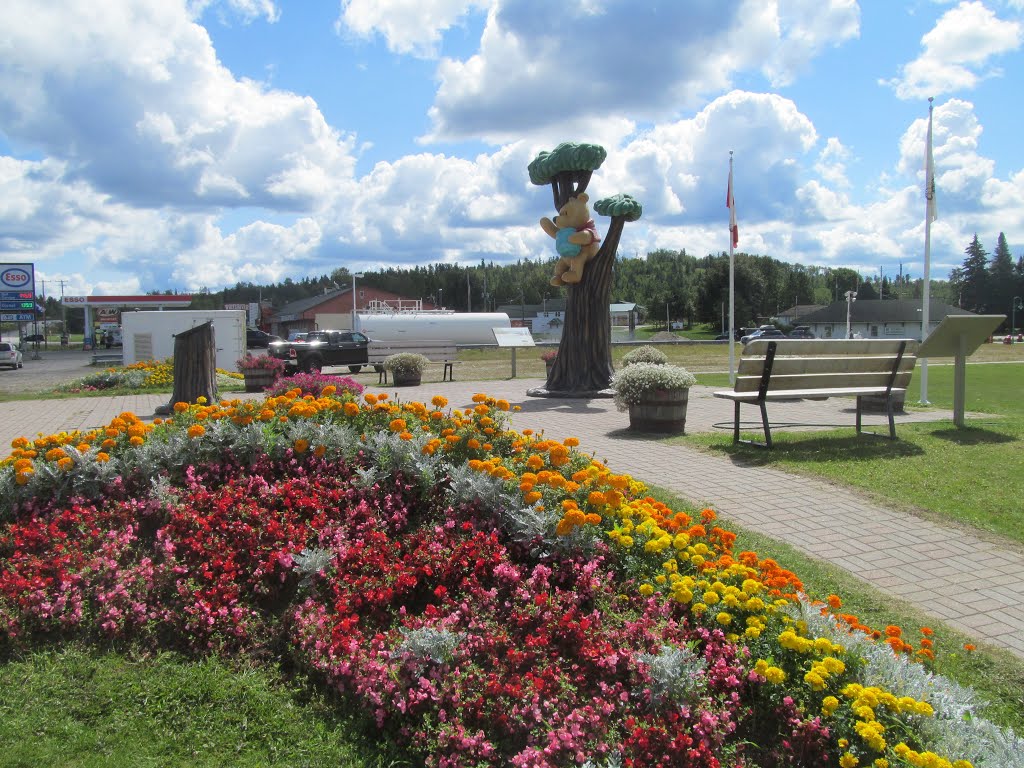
<box><xmin>31</xmin><ymin>233</ymin><xmax>1021</xmax><ymax>336</ymax></box>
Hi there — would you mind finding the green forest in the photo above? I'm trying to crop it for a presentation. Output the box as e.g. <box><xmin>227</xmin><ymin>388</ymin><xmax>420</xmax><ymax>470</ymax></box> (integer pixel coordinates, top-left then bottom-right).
<box><xmin>32</xmin><ymin>232</ymin><xmax>1024</xmax><ymax>334</ymax></box>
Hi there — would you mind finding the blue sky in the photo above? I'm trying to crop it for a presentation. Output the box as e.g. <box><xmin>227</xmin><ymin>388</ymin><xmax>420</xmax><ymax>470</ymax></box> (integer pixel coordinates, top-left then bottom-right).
<box><xmin>1</xmin><ymin>0</ymin><xmax>1022</xmax><ymax>297</ymax></box>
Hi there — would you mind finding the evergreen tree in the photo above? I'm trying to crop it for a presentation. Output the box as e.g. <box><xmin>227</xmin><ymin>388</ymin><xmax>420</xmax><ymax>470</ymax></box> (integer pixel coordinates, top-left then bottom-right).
<box><xmin>952</xmin><ymin>234</ymin><xmax>989</xmax><ymax>311</ymax></box>
<box><xmin>988</xmin><ymin>232</ymin><xmax>1016</xmax><ymax>320</ymax></box>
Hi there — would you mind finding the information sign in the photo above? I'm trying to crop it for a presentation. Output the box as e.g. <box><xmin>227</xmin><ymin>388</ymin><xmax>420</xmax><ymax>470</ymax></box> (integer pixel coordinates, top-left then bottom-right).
<box><xmin>0</xmin><ymin>313</ymin><xmax>35</xmax><ymax>322</ymax></box>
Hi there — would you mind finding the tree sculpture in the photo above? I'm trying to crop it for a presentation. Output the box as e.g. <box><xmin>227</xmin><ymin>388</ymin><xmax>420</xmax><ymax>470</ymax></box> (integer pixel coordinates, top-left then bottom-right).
<box><xmin>527</xmin><ymin>142</ymin><xmax>643</xmax><ymax>397</ymax></box>
<box><xmin>155</xmin><ymin>322</ymin><xmax>219</xmax><ymax>414</ymax></box>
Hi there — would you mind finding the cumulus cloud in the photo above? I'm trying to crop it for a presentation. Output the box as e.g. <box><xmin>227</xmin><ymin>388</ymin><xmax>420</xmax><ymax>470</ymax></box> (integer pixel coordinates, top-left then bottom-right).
<box><xmin>337</xmin><ymin>0</ymin><xmax>491</xmax><ymax>57</ymax></box>
<box><xmin>423</xmin><ymin>0</ymin><xmax>858</xmax><ymax>143</ymax></box>
<box><xmin>0</xmin><ymin>0</ymin><xmax>356</xmax><ymax>211</ymax></box>
<box><xmin>883</xmin><ymin>1</ymin><xmax>1022</xmax><ymax>99</ymax></box>
<box><xmin>188</xmin><ymin>0</ymin><xmax>280</xmax><ymax>23</ymax></box>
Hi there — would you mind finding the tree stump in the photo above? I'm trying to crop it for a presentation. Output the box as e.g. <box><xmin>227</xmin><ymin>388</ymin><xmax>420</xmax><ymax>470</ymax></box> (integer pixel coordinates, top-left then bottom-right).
<box><xmin>155</xmin><ymin>321</ymin><xmax>219</xmax><ymax>413</ymax></box>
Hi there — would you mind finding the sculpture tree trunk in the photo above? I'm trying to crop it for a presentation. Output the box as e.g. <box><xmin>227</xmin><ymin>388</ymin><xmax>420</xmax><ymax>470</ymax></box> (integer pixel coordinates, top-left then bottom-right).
<box><xmin>168</xmin><ymin>321</ymin><xmax>218</xmax><ymax>406</ymax></box>
<box><xmin>529</xmin><ymin>216</ymin><xmax>627</xmax><ymax>397</ymax></box>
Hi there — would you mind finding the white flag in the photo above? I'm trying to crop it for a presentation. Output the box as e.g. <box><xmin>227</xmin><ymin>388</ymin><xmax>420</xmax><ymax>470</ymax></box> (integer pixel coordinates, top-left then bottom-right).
<box><xmin>925</xmin><ymin>104</ymin><xmax>937</xmax><ymax>222</ymax></box>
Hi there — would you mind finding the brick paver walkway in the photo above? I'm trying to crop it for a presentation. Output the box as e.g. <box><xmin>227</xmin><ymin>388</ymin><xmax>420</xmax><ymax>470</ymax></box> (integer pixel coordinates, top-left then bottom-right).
<box><xmin>1</xmin><ymin>378</ymin><xmax>1021</xmax><ymax>658</ymax></box>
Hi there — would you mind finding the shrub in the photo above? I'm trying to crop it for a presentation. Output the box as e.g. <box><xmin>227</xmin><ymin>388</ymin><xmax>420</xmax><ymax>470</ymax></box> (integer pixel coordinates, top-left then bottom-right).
<box><xmin>611</xmin><ymin>362</ymin><xmax>695</xmax><ymax>411</ymax></box>
<box><xmin>237</xmin><ymin>353</ymin><xmax>286</xmax><ymax>374</ymax></box>
<box><xmin>265</xmin><ymin>372</ymin><xmax>363</xmax><ymax>398</ymax></box>
<box><xmin>621</xmin><ymin>345</ymin><xmax>668</xmax><ymax>366</ymax></box>
<box><xmin>540</xmin><ymin>349</ymin><xmax>558</xmax><ymax>363</ymax></box>
<box><xmin>383</xmin><ymin>353</ymin><xmax>430</xmax><ymax>377</ymax></box>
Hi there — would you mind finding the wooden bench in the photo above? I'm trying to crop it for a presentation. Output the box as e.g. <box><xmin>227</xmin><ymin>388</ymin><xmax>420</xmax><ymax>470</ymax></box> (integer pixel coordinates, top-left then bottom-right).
<box><xmin>713</xmin><ymin>338</ymin><xmax>918</xmax><ymax>448</ymax></box>
<box><xmin>91</xmin><ymin>352</ymin><xmax>124</xmax><ymax>366</ymax></box>
<box><xmin>366</xmin><ymin>340</ymin><xmax>460</xmax><ymax>384</ymax></box>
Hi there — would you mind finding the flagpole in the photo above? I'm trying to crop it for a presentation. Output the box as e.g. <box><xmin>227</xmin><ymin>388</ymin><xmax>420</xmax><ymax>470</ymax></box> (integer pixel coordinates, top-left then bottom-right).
<box><xmin>727</xmin><ymin>151</ymin><xmax>736</xmax><ymax>385</ymax></box>
<box><xmin>919</xmin><ymin>97</ymin><xmax>935</xmax><ymax>404</ymax></box>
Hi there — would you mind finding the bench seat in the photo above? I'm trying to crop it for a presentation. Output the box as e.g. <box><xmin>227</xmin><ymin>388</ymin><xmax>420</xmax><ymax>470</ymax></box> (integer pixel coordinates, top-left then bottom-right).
<box><xmin>367</xmin><ymin>340</ymin><xmax>460</xmax><ymax>384</ymax></box>
<box><xmin>712</xmin><ymin>338</ymin><xmax>918</xmax><ymax>448</ymax></box>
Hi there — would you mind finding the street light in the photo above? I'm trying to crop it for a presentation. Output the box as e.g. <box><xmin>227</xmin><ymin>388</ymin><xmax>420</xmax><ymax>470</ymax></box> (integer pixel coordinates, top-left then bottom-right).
<box><xmin>350</xmin><ymin>272</ymin><xmax>364</xmax><ymax>330</ymax></box>
<box><xmin>845</xmin><ymin>290</ymin><xmax>857</xmax><ymax>339</ymax></box>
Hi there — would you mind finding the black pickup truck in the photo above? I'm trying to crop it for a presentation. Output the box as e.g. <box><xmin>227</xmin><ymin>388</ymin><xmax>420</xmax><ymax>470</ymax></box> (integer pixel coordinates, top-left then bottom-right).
<box><xmin>269</xmin><ymin>330</ymin><xmax>370</xmax><ymax>373</ymax></box>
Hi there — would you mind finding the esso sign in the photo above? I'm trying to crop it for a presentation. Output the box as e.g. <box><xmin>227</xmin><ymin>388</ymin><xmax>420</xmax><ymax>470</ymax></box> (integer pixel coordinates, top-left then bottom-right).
<box><xmin>0</xmin><ymin>267</ymin><xmax>32</xmax><ymax>289</ymax></box>
<box><xmin>63</xmin><ymin>295</ymin><xmax>89</xmax><ymax>304</ymax></box>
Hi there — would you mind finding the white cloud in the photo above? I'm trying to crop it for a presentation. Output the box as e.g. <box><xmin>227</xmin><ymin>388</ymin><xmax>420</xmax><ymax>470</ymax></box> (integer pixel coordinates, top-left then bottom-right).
<box><xmin>188</xmin><ymin>0</ymin><xmax>280</xmax><ymax>23</ymax></box>
<box><xmin>424</xmin><ymin>0</ymin><xmax>858</xmax><ymax>143</ymax></box>
<box><xmin>883</xmin><ymin>1</ymin><xmax>1022</xmax><ymax>99</ymax></box>
<box><xmin>338</xmin><ymin>0</ymin><xmax>491</xmax><ymax>57</ymax></box>
<box><xmin>0</xmin><ymin>0</ymin><xmax>356</xmax><ymax>211</ymax></box>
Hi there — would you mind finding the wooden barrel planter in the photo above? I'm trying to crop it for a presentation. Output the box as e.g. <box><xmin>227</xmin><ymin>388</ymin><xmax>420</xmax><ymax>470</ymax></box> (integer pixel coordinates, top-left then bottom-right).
<box><xmin>243</xmin><ymin>369</ymin><xmax>277</xmax><ymax>393</ymax></box>
<box><xmin>628</xmin><ymin>388</ymin><xmax>689</xmax><ymax>433</ymax></box>
<box><xmin>391</xmin><ymin>373</ymin><xmax>422</xmax><ymax>387</ymax></box>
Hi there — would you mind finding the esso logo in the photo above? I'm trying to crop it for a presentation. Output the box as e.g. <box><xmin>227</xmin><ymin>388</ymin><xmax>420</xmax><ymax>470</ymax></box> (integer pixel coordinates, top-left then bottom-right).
<box><xmin>63</xmin><ymin>295</ymin><xmax>88</xmax><ymax>304</ymax></box>
<box><xmin>1</xmin><ymin>268</ymin><xmax>31</xmax><ymax>288</ymax></box>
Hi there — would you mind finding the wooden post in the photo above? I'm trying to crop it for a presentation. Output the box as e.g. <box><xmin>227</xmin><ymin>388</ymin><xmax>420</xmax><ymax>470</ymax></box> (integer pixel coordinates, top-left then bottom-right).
<box><xmin>167</xmin><ymin>321</ymin><xmax>218</xmax><ymax>407</ymax></box>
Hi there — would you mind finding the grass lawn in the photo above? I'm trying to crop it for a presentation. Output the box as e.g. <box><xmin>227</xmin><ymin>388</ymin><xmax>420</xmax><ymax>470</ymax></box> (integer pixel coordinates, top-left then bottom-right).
<box><xmin>683</xmin><ymin>362</ymin><xmax>1024</xmax><ymax>545</ymax></box>
<box><xmin>0</xmin><ymin>647</ymin><xmax>404</xmax><ymax>768</ymax></box>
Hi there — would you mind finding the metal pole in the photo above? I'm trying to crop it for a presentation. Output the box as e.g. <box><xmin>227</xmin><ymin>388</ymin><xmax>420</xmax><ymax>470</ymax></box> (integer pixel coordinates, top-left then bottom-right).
<box><xmin>920</xmin><ymin>97</ymin><xmax>936</xmax><ymax>404</ymax></box>
<box><xmin>727</xmin><ymin>151</ymin><xmax>736</xmax><ymax>384</ymax></box>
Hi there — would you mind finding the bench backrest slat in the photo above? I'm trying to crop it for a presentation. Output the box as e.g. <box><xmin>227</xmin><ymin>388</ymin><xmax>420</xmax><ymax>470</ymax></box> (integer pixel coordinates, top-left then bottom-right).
<box><xmin>367</xmin><ymin>340</ymin><xmax>457</xmax><ymax>362</ymax></box>
<box><xmin>732</xmin><ymin>338</ymin><xmax>918</xmax><ymax>395</ymax></box>
<box><xmin>732</xmin><ymin>370</ymin><xmax>915</xmax><ymax>393</ymax></box>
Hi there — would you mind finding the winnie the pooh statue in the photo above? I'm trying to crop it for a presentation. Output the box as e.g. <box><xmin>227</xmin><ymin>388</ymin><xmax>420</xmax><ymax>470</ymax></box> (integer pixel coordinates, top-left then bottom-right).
<box><xmin>540</xmin><ymin>192</ymin><xmax>602</xmax><ymax>286</ymax></box>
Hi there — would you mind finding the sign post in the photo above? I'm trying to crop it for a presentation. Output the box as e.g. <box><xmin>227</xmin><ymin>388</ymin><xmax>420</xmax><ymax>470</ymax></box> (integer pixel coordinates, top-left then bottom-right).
<box><xmin>492</xmin><ymin>327</ymin><xmax>536</xmax><ymax>378</ymax></box>
<box><xmin>1</xmin><ymin>263</ymin><xmax>36</xmax><ymax>354</ymax></box>
<box><xmin>916</xmin><ymin>314</ymin><xmax>1005</xmax><ymax>427</ymax></box>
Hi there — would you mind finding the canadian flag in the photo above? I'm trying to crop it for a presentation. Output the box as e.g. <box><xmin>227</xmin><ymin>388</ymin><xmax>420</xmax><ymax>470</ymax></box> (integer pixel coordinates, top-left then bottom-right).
<box><xmin>727</xmin><ymin>163</ymin><xmax>738</xmax><ymax>248</ymax></box>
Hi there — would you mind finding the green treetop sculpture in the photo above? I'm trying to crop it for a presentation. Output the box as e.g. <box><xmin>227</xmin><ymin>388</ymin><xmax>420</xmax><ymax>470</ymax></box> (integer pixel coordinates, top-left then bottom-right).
<box><xmin>527</xmin><ymin>142</ymin><xmax>643</xmax><ymax>397</ymax></box>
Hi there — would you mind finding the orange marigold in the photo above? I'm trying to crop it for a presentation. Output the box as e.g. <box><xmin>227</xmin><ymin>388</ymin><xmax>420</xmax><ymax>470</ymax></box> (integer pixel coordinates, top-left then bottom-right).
<box><xmin>187</xmin><ymin>425</ymin><xmax>206</xmax><ymax>439</ymax></box>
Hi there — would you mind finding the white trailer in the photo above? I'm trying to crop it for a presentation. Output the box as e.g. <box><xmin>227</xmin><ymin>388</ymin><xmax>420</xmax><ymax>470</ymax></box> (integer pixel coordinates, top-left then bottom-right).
<box><xmin>121</xmin><ymin>310</ymin><xmax>246</xmax><ymax>372</ymax></box>
<box><xmin>355</xmin><ymin>312</ymin><xmax>511</xmax><ymax>345</ymax></box>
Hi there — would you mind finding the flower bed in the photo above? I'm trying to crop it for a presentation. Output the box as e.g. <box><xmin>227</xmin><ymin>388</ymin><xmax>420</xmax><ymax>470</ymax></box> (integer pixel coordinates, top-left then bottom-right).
<box><xmin>0</xmin><ymin>389</ymin><xmax>1019</xmax><ymax>767</ymax></box>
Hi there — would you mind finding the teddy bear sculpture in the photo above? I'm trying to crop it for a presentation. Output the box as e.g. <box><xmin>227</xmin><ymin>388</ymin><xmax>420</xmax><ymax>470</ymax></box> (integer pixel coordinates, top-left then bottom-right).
<box><xmin>540</xmin><ymin>192</ymin><xmax>602</xmax><ymax>286</ymax></box>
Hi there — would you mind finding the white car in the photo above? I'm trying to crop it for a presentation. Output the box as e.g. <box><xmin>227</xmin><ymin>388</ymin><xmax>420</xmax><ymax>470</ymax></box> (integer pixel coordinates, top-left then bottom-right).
<box><xmin>1</xmin><ymin>341</ymin><xmax>23</xmax><ymax>369</ymax></box>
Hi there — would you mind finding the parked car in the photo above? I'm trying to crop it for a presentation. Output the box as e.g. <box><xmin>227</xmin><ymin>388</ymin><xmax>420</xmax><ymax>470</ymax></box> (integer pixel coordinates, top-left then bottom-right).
<box><xmin>1</xmin><ymin>341</ymin><xmax>23</xmax><ymax>369</ymax></box>
<box><xmin>246</xmin><ymin>328</ymin><xmax>280</xmax><ymax>348</ymax></box>
<box><xmin>740</xmin><ymin>327</ymin><xmax>785</xmax><ymax>344</ymax></box>
<box><xmin>270</xmin><ymin>330</ymin><xmax>370</xmax><ymax>373</ymax></box>
<box><xmin>21</xmin><ymin>333</ymin><xmax>45</xmax><ymax>343</ymax></box>
<box><xmin>788</xmin><ymin>326</ymin><xmax>816</xmax><ymax>339</ymax></box>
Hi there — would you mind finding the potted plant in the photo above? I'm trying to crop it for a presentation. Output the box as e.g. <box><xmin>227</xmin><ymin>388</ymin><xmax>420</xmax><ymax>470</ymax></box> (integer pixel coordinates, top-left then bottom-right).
<box><xmin>383</xmin><ymin>352</ymin><xmax>430</xmax><ymax>386</ymax></box>
<box><xmin>611</xmin><ymin>362</ymin><xmax>696</xmax><ymax>434</ymax></box>
<box><xmin>540</xmin><ymin>348</ymin><xmax>558</xmax><ymax>376</ymax></box>
<box><xmin>621</xmin><ymin>345</ymin><xmax>668</xmax><ymax>366</ymax></box>
<box><xmin>237</xmin><ymin>352</ymin><xmax>286</xmax><ymax>392</ymax></box>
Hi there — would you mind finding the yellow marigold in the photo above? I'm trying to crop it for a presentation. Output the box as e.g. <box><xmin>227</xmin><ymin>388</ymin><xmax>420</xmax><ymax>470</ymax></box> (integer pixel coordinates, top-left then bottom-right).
<box><xmin>173</xmin><ymin>402</ymin><xmax>189</xmax><ymax>413</ymax></box>
<box><xmin>764</xmin><ymin>666</ymin><xmax>786</xmax><ymax>685</ymax></box>
<box><xmin>187</xmin><ymin>425</ymin><xmax>206</xmax><ymax>439</ymax></box>
<box><xmin>839</xmin><ymin>753</ymin><xmax>859</xmax><ymax>768</ymax></box>
<box><xmin>716</xmin><ymin>612</ymin><xmax>732</xmax><ymax>626</ymax></box>
<box><xmin>638</xmin><ymin>584</ymin><xmax>655</xmax><ymax>597</ymax></box>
